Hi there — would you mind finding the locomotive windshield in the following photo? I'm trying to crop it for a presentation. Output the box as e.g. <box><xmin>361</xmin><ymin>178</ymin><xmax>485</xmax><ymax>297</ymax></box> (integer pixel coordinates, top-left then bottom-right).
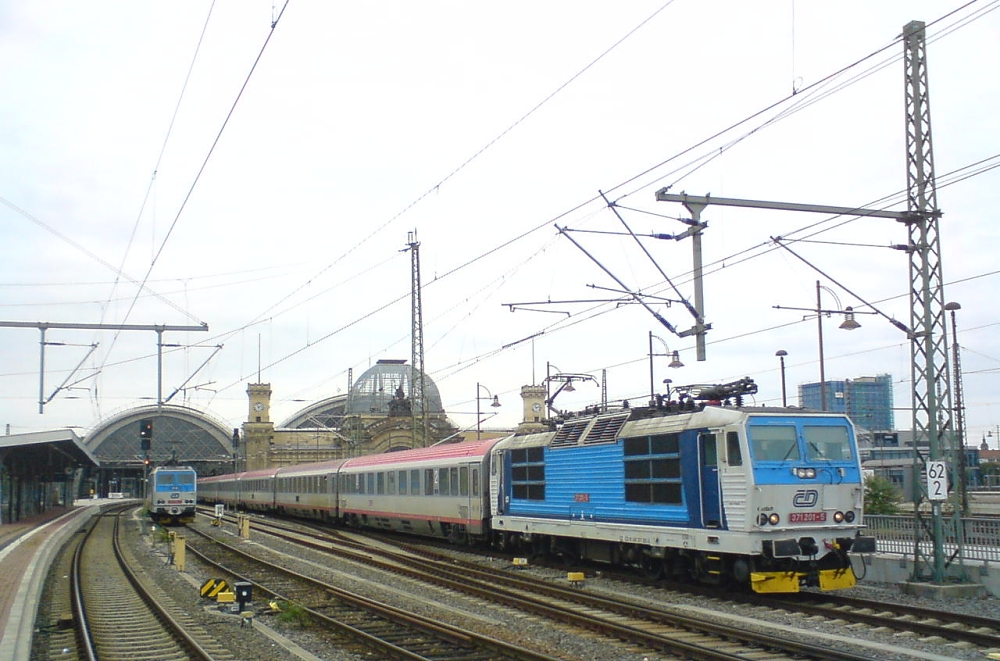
<box><xmin>748</xmin><ymin>425</ymin><xmax>799</xmax><ymax>462</ymax></box>
<box><xmin>155</xmin><ymin>471</ymin><xmax>195</xmax><ymax>488</ymax></box>
<box><xmin>802</xmin><ymin>425</ymin><xmax>853</xmax><ymax>461</ymax></box>
<box><xmin>747</xmin><ymin>421</ymin><xmax>855</xmax><ymax>464</ymax></box>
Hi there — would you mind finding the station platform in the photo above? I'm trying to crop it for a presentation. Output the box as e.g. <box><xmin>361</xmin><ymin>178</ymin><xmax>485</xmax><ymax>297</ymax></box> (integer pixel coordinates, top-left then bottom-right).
<box><xmin>0</xmin><ymin>499</ymin><xmax>110</xmax><ymax>661</ymax></box>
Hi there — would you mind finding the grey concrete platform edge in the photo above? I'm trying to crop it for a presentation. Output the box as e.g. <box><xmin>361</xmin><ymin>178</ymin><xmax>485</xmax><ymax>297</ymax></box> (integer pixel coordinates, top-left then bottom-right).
<box><xmin>0</xmin><ymin>504</ymin><xmax>103</xmax><ymax>661</ymax></box>
<box><xmin>865</xmin><ymin>555</ymin><xmax>992</xmax><ymax>599</ymax></box>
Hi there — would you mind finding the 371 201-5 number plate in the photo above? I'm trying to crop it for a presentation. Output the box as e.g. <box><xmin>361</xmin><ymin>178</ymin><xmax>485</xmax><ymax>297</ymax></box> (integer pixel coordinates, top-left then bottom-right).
<box><xmin>789</xmin><ymin>512</ymin><xmax>827</xmax><ymax>523</ymax></box>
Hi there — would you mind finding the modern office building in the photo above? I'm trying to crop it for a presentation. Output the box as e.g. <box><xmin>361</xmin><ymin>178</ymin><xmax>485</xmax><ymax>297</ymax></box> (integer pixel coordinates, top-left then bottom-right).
<box><xmin>799</xmin><ymin>374</ymin><xmax>894</xmax><ymax>432</ymax></box>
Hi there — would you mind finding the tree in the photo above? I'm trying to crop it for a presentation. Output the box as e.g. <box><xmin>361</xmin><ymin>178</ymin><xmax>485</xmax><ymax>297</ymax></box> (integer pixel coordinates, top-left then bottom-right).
<box><xmin>864</xmin><ymin>474</ymin><xmax>901</xmax><ymax>515</ymax></box>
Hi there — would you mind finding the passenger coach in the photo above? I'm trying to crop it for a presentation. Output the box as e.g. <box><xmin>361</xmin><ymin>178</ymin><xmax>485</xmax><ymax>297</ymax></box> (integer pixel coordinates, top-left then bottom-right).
<box><xmin>338</xmin><ymin>440</ymin><xmax>496</xmax><ymax>543</ymax></box>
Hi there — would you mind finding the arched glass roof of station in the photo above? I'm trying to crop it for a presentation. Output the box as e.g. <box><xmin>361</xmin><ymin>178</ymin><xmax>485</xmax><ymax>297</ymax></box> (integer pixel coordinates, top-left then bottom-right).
<box><xmin>86</xmin><ymin>404</ymin><xmax>234</xmax><ymax>464</ymax></box>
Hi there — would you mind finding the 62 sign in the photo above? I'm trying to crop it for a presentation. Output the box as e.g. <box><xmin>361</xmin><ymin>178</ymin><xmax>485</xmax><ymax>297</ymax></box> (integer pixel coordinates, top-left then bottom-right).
<box><xmin>926</xmin><ymin>461</ymin><xmax>948</xmax><ymax>501</ymax></box>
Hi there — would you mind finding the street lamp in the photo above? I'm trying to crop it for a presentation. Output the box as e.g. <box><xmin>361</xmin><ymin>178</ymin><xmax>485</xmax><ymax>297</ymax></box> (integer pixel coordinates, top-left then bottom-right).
<box><xmin>476</xmin><ymin>383</ymin><xmax>501</xmax><ymax>441</ymax></box>
<box><xmin>544</xmin><ymin>363</ymin><xmax>598</xmax><ymax>415</ymax></box>
<box><xmin>775</xmin><ymin>350</ymin><xmax>788</xmax><ymax>407</ymax></box>
<box><xmin>944</xmin><ymin>301</ymin><xmax>968</xmax><ymax>514</ymax></box>
<box><xmin>774</xmin><ymin>281</ymin><xmax>874</xmax><ymax>411</ymax></box>
<box><xmin>649</xmin><ymin>331</ymin><xmax>683</xmax><ymax>406</ymax></box>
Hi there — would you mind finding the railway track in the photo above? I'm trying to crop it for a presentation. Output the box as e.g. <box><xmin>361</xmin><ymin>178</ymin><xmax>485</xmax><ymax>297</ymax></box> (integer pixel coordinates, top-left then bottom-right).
<box><xmin>183</xmin><ymin>523</ymin><xmax>565</xmax><ymax>661</ymax></box>
<box><xmin>189</xmin><ymin>514</ymin><xmax>895</xmax><ymax>661</ymax></box>
<box><xmin>344</xmin><ymin>522</ymin><xmax>1000</xmax><ymax>653</ymax></box>
<box><xmin>54</xmin><ymin>507</ymin><xmax>234</xmax><ymax>661</ymax></box>
<box><xmin>762</xmin><ymin>590</ymin><xmax>1000</xmax><ymax>648</ymax></box>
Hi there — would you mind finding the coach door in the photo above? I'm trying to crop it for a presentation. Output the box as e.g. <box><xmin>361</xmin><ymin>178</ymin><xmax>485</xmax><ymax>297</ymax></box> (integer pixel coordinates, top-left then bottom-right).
<box><xmin>699</xmin><ymin>432</ymin><xmax>723</xmax><ymax>529</ymax></box>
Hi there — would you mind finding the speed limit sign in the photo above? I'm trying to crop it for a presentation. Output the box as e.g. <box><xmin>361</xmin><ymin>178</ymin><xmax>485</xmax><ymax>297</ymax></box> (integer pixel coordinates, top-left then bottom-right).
<box><xmin>926</xmin><ymin>461</ymin><xmax>948</xmax><ymax>501</ymax></box>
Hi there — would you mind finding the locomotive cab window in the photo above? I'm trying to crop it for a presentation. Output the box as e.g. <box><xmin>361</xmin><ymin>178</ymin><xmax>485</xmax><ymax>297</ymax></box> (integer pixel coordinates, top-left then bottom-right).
<box><xmin>726</xmin><ymin>431</ymin><xmax>743</xmax><ymax>466</ymax></box>
<box><xmin>749</xmin><ymin>425</ymin><xmax>799</xmax><ymax>462</ymax></box>
<box><xmin>623</xmin><ymin>433</ymin><xmax>682</xmax><ymax>505</ymax></box>
<box><xmin>803</xmin><ymin>425</ymin><xmax>852</xmax><ymax>461</ymax></box>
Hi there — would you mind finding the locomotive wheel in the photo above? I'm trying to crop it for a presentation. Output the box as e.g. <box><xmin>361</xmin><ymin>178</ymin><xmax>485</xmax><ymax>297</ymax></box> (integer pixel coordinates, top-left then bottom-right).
<box><xmin>639</xmin><ymin>554</ymin><xmax>664</xmax><ymax>579</ymax></box>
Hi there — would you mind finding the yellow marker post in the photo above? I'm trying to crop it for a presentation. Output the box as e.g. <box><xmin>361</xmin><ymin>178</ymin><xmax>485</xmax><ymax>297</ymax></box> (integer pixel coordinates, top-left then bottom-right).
<box><xmin>172</xmin><ymin>535</ymin><xmax>186</xmax><ymax>571</ymax></box>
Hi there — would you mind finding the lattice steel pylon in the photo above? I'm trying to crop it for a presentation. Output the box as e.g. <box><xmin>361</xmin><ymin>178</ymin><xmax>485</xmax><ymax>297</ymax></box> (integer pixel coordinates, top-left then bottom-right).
<box><xmin>902</xmin><ymin>20</ymin><xmax>965</xmax><ymax>584</ymax></box>
<box><xmin>407</xmin><ymin>230</ymin><xmax>429</xmax><ymax>447</ymax></box>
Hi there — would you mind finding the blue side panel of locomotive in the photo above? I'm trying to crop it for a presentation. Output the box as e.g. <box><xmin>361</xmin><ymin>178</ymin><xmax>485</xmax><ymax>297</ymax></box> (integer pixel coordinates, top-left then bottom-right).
<box><xmin>504</xmin><ymin>430</ymin><xmax>714</xmax><ymax>528</ymax></box>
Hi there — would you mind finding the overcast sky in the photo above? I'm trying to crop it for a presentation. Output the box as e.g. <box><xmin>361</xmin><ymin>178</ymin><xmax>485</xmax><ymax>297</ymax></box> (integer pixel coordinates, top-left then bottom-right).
<box><xmin>2</xmin><ymin>1</ymin><xmax>998</xmax><ymax>447</ymax></box>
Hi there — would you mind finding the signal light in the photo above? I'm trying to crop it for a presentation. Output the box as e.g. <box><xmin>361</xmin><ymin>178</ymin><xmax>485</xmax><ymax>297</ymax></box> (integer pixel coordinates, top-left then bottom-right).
<box><xmin>140</xmin><ymin>419</ymin><xmax>153</xmax><ymax>450</ymax></box>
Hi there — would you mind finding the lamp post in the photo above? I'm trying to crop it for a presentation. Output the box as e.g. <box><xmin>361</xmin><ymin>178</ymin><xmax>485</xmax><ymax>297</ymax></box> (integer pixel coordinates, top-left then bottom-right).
<box><xmin>476</xmin><ymin>383</ymin><xmax>500</xmax><ymax>441</ymax></box>
<box><xmin>774</xmin><ymin>281</ymin><xmax>871</xmax><ymax>412</ymax></box>
<box><xmin>544</xmin><ymin>363</ymin><xmax>598</xmax><ymax>415</ymax></box>
<box><xmin>815</xmin><ymin>281</ymin><xmax>863</xmax><ymax>410</ymax></box>
<box><xmin>944</xmin><ymin>301</ymin><xmax>969</xmax><ymax>514</ymax></box>
<box><xmin>649</xmin><ymin>331</ymin><xmax>683</xmax><ymax>406</ymax></box>
<box><xmin>775</xmin><ymin>350</ymin><xmax>788</xmax><ymax>407</ymax></box>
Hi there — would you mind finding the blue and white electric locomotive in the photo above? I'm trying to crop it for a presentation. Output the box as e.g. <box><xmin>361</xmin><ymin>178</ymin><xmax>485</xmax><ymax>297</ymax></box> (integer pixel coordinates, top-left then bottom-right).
<box><xmin>147</xmin><ymin>465</ymin><xmax>197</xmax><ymax>525</ymax></box>
<box><xmin>488</xmin><ymin>378</ymin><xmax>875</xmax><ymax>592</ymax></box>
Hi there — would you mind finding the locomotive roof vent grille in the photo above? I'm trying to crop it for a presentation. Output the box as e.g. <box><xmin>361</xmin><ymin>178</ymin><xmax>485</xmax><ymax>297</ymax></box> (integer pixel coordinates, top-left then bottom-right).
<box><xmin>550</xmin><ymin>418</ymin><xmax>591</xmax><ymax>448</ymax></box>
<box><xmin>581</xmin><ymin>412</ymin><xmax>630</xmax><ymax>445</ymax></box>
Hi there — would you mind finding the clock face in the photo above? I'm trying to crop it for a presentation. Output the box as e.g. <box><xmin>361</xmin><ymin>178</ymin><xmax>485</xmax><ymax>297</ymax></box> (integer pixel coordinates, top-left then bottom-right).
<box><xmin>532</xmin><ymin>403</ymin><xmax>542</xmax><ymax>412</ymax></box>
<box><xmin>253</xmin><ymin>402</ymin><xmax>265</xmax><ymax>412</ymax></box>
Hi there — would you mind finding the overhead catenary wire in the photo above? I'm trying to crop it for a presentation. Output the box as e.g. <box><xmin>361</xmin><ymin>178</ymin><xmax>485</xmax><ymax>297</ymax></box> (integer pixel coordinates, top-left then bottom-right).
<box><xmin>199</xmin><ymin>2</ymin><xmax>1000</xmax><ymax>416</ymax></box>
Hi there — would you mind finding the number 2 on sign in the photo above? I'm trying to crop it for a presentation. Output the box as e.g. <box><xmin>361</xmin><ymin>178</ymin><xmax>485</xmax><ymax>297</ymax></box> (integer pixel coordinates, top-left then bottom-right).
<box><xmin>926</xmin><ymin>461</ymin><xmax>948</xmax><ymax>501</ymax></box>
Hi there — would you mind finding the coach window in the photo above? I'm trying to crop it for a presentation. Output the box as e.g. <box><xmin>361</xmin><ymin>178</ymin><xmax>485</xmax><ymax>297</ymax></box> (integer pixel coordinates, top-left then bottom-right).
<box><xmin>367</xmin><ymin>472</ymin><xmax>375</xmax><ymax>494</ymax></box>
<box><xmin>460</xmin><ymin>466</ymin><xmax>469</xmax><ymax>497</ymax></box>
<box><xmin>377</xmin><ymin>472</ymin><xmax>385</xmax><ymax>495</ymax></box>
<box><xmin>624</xmin><ymin>433</ymin><xmax>682</xmax><ymax>505</ymax></box>
<box><xmin>424</xmin><ymin>469</ymin><xmax>434</xmax><ymax>495</ymax></box>
<box><xmin>398</xmin><ymin>470</ymin><xmax>407</xmax><ymax>495</ymax></box>
<box><xmin>450</xmin><ymin>467</ymin><xmax>459</xmax><ymax>496</ymax></box>
<box><xmin>387</xmin><ymin>471</ymin><xmax>396</xmax><ymax>495</ymax></box>
<box><xmin>411</xmin><ymin>470</ymin><xmax>420</xmax><ymax>495</ymax></box>
<box><xmin>726</xmin><ymin>431</ymin><xmax>743</xmax><ymax>466</ymax></box>
<box><xmin>439</xmin><ymin>468</ymin><xmax>450</xmax><ymax>496</ymax></box>
<box><xmin>471</xmin><ymin>467</ymin><xmax>480</xmax><ymax>495</ymax></box>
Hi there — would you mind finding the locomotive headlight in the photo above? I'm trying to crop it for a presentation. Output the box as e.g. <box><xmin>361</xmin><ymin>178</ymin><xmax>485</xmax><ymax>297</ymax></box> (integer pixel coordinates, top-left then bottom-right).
<box><xmin>757</xmin><ymin>513</ymin><xmax>769</xmax><ymax>526</ymax></box>
<box><xmin>844</xmin><ymin>511</ymin><xmax>856</xmax><ymax>523</ymax></box>
<box><xmin>768</xmin><ymin>513</ymin><xmax>780</xmax><ymax>525</ymax></box>
<box><xmin>795</xmin><ymin>468</ymin><xmax>816</xmax><ymax>479</ymax></box>
<box><xmin>833</xmin><ymin>511</ymin><xmax>845</xmax><ymax>523</ymax></box>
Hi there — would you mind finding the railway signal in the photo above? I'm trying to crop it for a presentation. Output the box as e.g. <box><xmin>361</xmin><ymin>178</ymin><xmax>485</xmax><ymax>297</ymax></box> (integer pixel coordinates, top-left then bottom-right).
<box><xmin>140</xmin><ymin>419</ymin><xmax>153</xmax><ymax>450</ymax></box>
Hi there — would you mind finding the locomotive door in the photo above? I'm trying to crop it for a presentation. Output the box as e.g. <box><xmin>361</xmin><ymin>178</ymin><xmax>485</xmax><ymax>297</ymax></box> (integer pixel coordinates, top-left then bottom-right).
<box><xmin>699</xmin><ymin>433</ymin><xmax>722</xmax><ymax>528</ymax></box>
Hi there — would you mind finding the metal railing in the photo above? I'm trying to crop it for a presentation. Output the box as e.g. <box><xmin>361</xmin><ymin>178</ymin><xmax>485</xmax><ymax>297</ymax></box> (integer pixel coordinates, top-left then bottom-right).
<box><xmin>865</xmin><ymin>515</ymin><xmax>1000</xmax><ymax>563</ymax></box>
